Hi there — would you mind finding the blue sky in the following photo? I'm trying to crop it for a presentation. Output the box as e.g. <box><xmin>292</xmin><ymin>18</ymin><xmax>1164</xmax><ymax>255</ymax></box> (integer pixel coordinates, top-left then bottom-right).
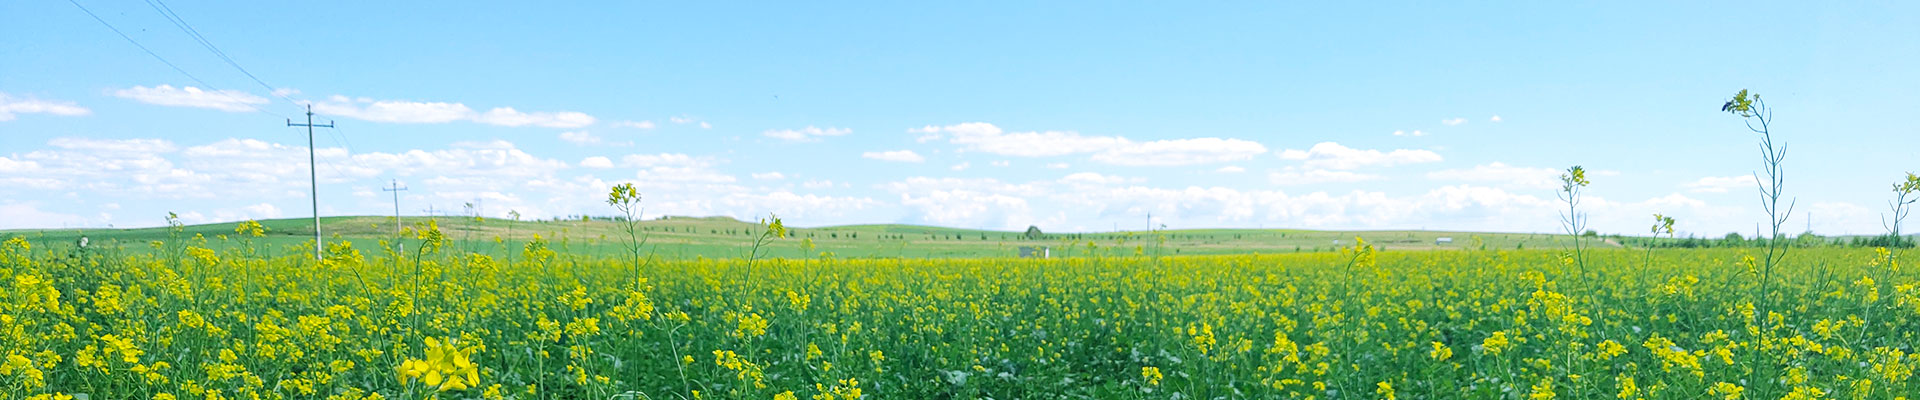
<box><xmin>3</xmin><ymin>1</ymin><xmax>1917</xmax><ymax>236</ymax></box>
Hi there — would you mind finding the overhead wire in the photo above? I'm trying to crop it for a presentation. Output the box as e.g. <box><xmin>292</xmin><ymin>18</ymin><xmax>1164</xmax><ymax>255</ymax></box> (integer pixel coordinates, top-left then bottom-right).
<box><xmin>130</xmin><ymin>0</ymin><xmax>365</xmax><ymax>183</ymax></box>
<box><xmin>71</xmin><ymin>0</ymin><xmax>378</xmax><ymax>202</ymax></box>
<box><xmin>140</xmin><ymin>0</ymin><xmax>306</xmax><ymax>113</ymax></box>
<box><xmin>65</xmin><ymin>0</ymin><xmax>220</xmax><ymax>95</ymax></box>
<box><xmin>64</xmin><ymin>0</ymin><xmax>293</xmax><ymax>120</ymax></box>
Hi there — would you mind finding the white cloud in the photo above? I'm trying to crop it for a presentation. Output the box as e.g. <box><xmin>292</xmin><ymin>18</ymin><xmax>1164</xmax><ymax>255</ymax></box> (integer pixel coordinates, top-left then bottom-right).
<box><xmin>1393</xmin><ymin>130</ymin><xmax>1427</xmax><ymax>137</ymax></box>
<box><xmin>765</xmin><ymin>126</ymin><xmax>852</xmax><ymax>142</ymax></box>
<box><xmin>915</xmin><ymin>122</ymin><xmax>1265</xmax><ymax>166</ymax></box>
<box><xmin>312</xmin><ymin>95</ymin><xmax>593</xmax><ymax>127</ymax></box>
<box><xmin>1426</xmin><ymin>162</ymin><xmax>1564</xmax><ymax>189</ymax></box>
<box><xmin>354</xmin><ymin>140</ymin><xmax>569</xmax><ymax>179</ymax></box>
<box><xmin>1216</xmin><ymin>166</ymin><xmax>1246</xmax><ymax>173</ymax></box>
<box><xmin>0</xmin><ymin>202</ymin><xmax>83</xmax><ymax>229</ymax></box>
<box><xmin>558</xmin><ymin>131</ymin><xmax>601</xmax><ymax>145</ymax></box>
<box><xmin>613</xmin><ymin>120</ymin><xmax>657</xmax><ymax>129</ymax></box>
<box><xmin>0</xmin><ymin>133</ymin><xmax>1878</xmax><ymax>235</ymax></box>
<box><xmin>950</xmin><ymin>161</ymin><xmax>971</xmax><ymax>171</ymax></box>
<box><xmin>1059</xmin><ymin>172</ymin><xmax>1140</xmax><ymax>185</ymax></box>
<box><xmin>472</xmin><ymin>107</ymin><xmax>596</xmax><ymax>128</ymax></box>
<box><xmin>876</xmin><ymin>174</ymin><xmax>1579</xmax><ymax>231</ymax></box>
<box><xmin>0</xmin><ymin>157</ymin><xmax>41</xmax><ymax>172</ymax></box>
<box><xmin>621</xmin><ymin>153</ymin><xmax>706</xmax><ymax>168</ymax></box>
<box><xmin>1684</xmin><ymin>175</ymin><xmax>1758</xmax><ymax>193</ymax></box>
<box><xmin>1268</xmin><ymin>169</ymin><xmax>1381</xmax><ymax>185</ymax></box>
<box><xmin>580</xmin><ymin>156</ymin><xmax>614</xmax><ymax>168</ymax></box>
<box><xmin>917</xmin><ymin>122</ymin><xmax>1128</xmax><ymax>157</ymax></box>
<box><xmin>50</xmin><ymin>137</ymin><xmax>178</xmax><ymax>153</ymax></box>
<box><xmin>616</xmin><ymin>153</ymin><xmax>735</xmax><ymax>184</ymax></box>
<box><xmin>863</xmin><ymin>150</ymin><xmax>925</xmax><ymax>163</ymax></box>
<box><xmin>752</xmin><ymin>172</ymin><xmax>786</xmax><ymax>180</ymax></box>
<box><xmin>1490</xmin><ymin>115</ymin><xmax>1503</xmax><ymax>122</ymax></box>
<box><xmin>1442</xmin><ymin>117</ymin><xmax>1467</xmax><ymax>126</ymax></box>
<box><xmin>1277</xmin><ymin>142</ymin><xmax>1443</xmax><ymax>169</ymax></box>
<box><xmin>1091</xmin><ymin>138</ymin><xmax>1268</xmax><ymax>166</ymax></box>
<box><xmin>898</xmin><ymin>190</ymin><xmax>1037</xmax><ymax>230</ymax></box>
<box><xmin>718</xmin><ymin>191</ymin><xmax>882</xmax><ymax>219</ymax></box>
<box><xmin>0</xmin><ymin>93</ymin><xmax>91</xmax><ymax>121</ymax></box>
<box><xmin>239</xmin><ymin>203</ymin><xmax>283</xmax><ymax>219</ymax></box>
<box><xmin>991</xmin><ymin>160</ymin><xmax>1011</xmax><ymax>167</ymax></box>
<box><xmin>312</xmin><ymin>95</ymin><xmax>473</xmax><ymax>124</ymax></box>
<box><xmin>112</xmin><ymin>85</ymin><xmax>268</xmax><ymax>112</ymax></box>
<box><xmin>669</xmin><ymin>115</ymin><xmax>712</xmax><ymax>129</ymax></box>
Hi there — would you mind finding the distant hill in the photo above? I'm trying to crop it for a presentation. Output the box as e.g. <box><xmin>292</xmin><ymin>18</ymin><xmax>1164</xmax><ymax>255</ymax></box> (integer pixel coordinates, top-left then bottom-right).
<box><xmin>4</xmin><ymin>215</ymin><xmax>1601</xmax><ymax>259</ymax></box>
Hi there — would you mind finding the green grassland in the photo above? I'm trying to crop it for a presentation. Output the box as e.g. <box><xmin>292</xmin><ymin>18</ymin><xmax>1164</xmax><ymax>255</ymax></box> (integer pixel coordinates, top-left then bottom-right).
<box><xmin>4</xmin><ymin>215</ymin><xmax>1598</xmax><ymax>260</ymax></box>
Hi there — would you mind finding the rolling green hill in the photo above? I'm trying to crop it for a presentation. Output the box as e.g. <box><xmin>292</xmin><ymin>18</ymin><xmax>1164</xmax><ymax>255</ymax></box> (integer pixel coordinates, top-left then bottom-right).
<box><xmin>3</xmin><ymin>215</ymin><xmax>1600</xmax><ymax>260</ymax></box>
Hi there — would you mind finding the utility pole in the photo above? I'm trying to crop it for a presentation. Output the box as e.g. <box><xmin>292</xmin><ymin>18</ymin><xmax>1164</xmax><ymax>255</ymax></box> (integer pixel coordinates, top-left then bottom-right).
<box><xmin>383</xmin><ymin>179</ymin><xmax>408</xmax><ymax>236</ymax></box>
<box><xmin>288</xmin><ymin>104</ymin><xmax>333</xmax><ymax>261</ymax></box>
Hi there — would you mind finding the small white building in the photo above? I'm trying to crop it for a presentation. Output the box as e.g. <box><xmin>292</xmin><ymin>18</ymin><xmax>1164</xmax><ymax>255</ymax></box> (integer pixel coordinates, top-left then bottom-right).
<box><xmin>1435</xmin><ymin>237</ymin><xmax>1454</xmax><ymax>245</ymax></box>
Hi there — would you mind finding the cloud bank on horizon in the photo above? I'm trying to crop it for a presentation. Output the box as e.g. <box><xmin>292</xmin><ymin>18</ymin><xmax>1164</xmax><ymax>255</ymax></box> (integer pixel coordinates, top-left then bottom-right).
<box><xmin>0</xmin><ymin>90</ymin><xmax>1893</xmax><ymax>237</ymax></box>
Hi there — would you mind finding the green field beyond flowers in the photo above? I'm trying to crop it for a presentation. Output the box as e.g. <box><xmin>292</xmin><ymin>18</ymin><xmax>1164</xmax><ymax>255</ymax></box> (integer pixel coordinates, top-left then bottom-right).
<box><xmin>3</xmin><ymin>223</ymin><xmax>1918</xmax><ymax>399</ymax></box>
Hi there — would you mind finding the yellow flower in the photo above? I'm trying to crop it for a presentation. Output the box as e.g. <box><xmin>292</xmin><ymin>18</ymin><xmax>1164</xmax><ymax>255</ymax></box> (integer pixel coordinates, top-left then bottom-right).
<box><xmin>1377</xmin><ymin>381</ymin><xmax>1397</xmax><ymax>399</ymax></box>
<box><xmin>1483</xmin><ymin>331</ymin><xmax>1512</xmax><ymax>355</ymax></box>
<box><xmin>1710</xmin><ymin>382</ymin><xmax>1743</xmax><ymax>400</ymax></box>
<box><xmin>1429</xmin><ymin>341</ymin><xmax>1452</xmax><ymax>360</ymax></box>
<box><xmin>233</xmin><ymin>220</ymin><xmax>267</xmax><ymax>237</ymax></box>
<box><xmin>399</xmin><ymin>337</ymin><xmax>481</xmax><ymax>392</ymax></box>
<box><xmin>1616</xmin><ymin>374</ymin><xmax>1637</xmax><ymax>399</ymax></box>
<box><xmin>1141</xmin><ymin>366</ymin><xmax>1163</xmax><ymax>386</ymax></box>
<box><xmin>1529</xmin><ymin>378</ymin><xmax>1556</xmax><ymax>399</ymax></box>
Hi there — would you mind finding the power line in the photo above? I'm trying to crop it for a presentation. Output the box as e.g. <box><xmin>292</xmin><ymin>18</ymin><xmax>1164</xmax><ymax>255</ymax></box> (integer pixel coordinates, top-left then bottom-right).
<box><xmin>101</xmin><ymin>0</ymin><xmax>359</xmax><ymax>161</ymax></box>
<box><xmin>140</xmin><ymin>0</ymin><xmax>304</xmax><ymax>111</ymax></box>
<box><xmin>66</xmin><ymin>0</ymin><xmax>218</xmax><ymax>92</ymax></box>
<box><xmin>64</xmin><ymin>0</ymin><xmax>292</xmax><ymax>120</ymax></box>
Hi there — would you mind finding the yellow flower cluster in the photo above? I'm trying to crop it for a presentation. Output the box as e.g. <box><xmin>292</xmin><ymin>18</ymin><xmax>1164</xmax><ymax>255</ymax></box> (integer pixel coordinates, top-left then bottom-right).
<box><xmin>1141</xmin><ymin>366</ymin><xmax>1163</xmax><ymax>386</ymax></box>
<box><xmin>3</xmin><ymin>229</ymin><xmax>1917</xmax><ymax>399</ymax></box>
<box><xmin>397</xmin><ymin>337</ymin><xmax>481</xmax><ymax>392</ymax></box>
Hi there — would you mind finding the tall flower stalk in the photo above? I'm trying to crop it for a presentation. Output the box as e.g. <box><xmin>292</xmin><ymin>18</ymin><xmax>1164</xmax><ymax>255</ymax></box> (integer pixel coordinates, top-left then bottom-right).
<box><xmin>607</xmin><ymin>183</ymin><xmax>650</xmax><ymax>291</ymax></box>
<box><xmin>1723</xmin><ymin>89</ymin><xmax>1793</xmax><ymax>395</ymax></box>
<box><xmin>1558</xmin><ymin>166</ymin><xmax>1592</xmax><ymax>281</ymax></box>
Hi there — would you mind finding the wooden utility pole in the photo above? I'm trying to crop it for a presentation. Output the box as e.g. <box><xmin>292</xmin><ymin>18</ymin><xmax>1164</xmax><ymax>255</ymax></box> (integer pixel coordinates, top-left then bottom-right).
<box><xmin>383</xmin><ymin>179</ymin><xmax>408</xmax><ymax>236</ymax></box>
<box><xmin>288</xmin><ymin>104</ymin><xmax>333</xmax><ymax>261</ymax></box>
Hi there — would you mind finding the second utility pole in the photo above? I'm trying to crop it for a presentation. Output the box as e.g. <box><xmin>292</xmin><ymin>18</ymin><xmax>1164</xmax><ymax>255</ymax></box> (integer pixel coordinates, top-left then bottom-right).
<box><xmin>383</xmin><ymin>179</ymin><xmax>408</xmax><ymax>236</ymax></box>
<box><xmin>289</xmin><ymin>104</ymin><xmax>333</xmax><ymax>261</ymax></box>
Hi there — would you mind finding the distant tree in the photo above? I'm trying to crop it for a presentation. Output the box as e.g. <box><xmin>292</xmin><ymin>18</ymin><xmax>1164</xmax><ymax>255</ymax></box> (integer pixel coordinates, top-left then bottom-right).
<box><xmin>1794</xmin><ymin>232</ymin><xmax>1825</xmax><ymax>248</ymax></box>
<box><xmin>1025</xmin><ymin>225</ymin><xmax>1044</xmax><ymax>240</ymax></box>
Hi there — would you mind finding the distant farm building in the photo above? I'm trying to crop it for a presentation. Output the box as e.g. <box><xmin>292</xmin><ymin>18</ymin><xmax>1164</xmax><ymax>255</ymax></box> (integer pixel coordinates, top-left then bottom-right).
<box><xmin>1019</xmin><ymin>246</ymin><xmax>1050</xmax><ymax>258</ymax></box>
<box><xmin>1435</xmin><ymin>237</ymin><xmax>1454</xmax><ymax>245</ymax></box>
